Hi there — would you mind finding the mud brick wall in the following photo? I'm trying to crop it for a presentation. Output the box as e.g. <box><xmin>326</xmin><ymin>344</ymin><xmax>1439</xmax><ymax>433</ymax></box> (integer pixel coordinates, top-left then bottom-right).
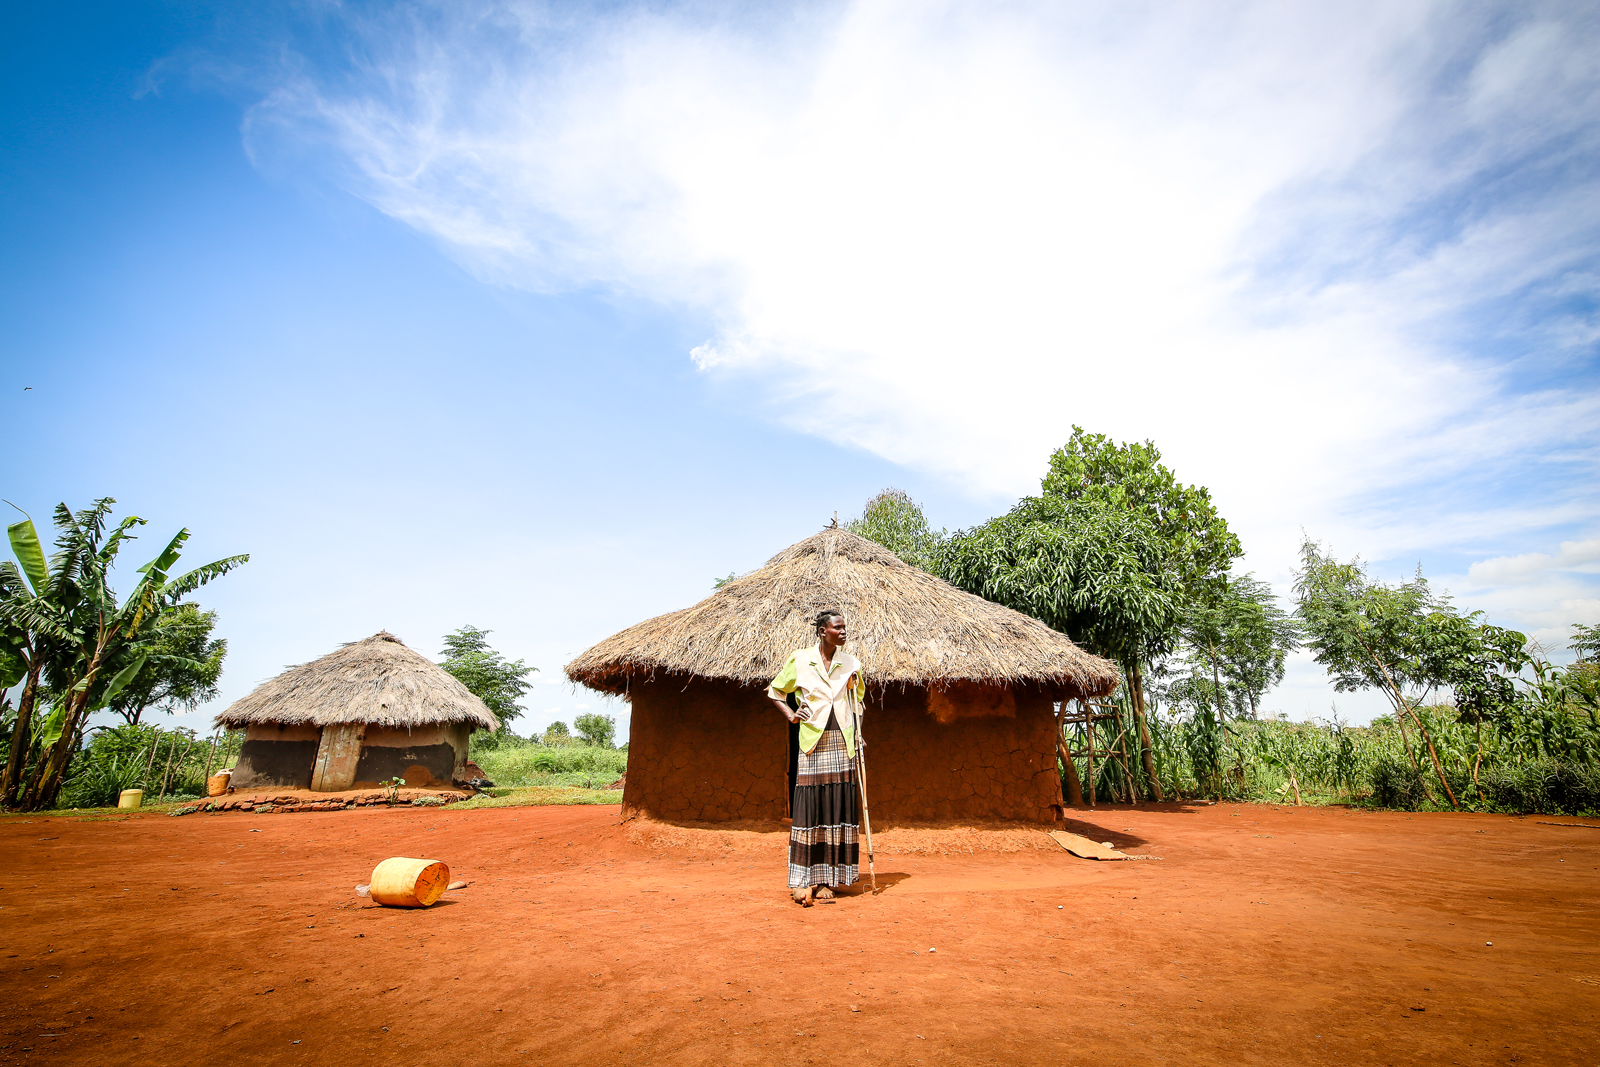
<box><xmin>352</xmin><ymin>723</ymin><xmax>472</xmax><ymax>788</ymax></box>
<box><xmin>622</xmin><ymin>675</ymin><xmax>1061</xmax><ymax>825</ymax></box>
<box><xmin>231</xmin><ymin>722</ymin><xmax>320</xmax><ymax>790</ymax></box>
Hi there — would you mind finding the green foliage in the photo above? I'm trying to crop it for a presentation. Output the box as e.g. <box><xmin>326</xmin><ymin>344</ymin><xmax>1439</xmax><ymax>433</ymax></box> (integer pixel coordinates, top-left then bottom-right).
<box><xmin>1572</xmin><ymin>623</ymin><xmax>1600</xmax><ymax>663</ymax></box>
<box><xmin>574</xmin><ymin>712</ymin><xmax>616</xmax><ymax>748</ymax></box>
<box><xmin>54</xmin><ymin>723</ymin><xmax>219</xmax><ymax>808</ymax></box>
<box><xmin>471</xmin><ymin>739</ymin><xmax>627</xmax><ymax>789</ymax></box>
<box><xmin>1041</xmin><ymin>426</ymin><xmax>1241</xmax><ymax>592</ymax></box>
<box><xmin>941</xmin><ymin>496</ymin><xmax>1184</xmax><ymax>665</ymax></box>
<box><xmin>439</xmin><ymin>625</ymin><xmax>536</xmax><ymax>741</ymax></box>
<box><xmin>1367</xmin><ymin>757</ymin><xmax>1430</xmax><ymax>811</ymax></box>
<box><xmin>1478</xmin><ymin>759</ymin><xmax>1600</xmax><ymax>816</ymax></box>
<box><xmin>1</xmin><ymin>498</ymin><xmax>247</xmax><ymax>810</ymax></box>
<box><xmin>846</xmin><ymin>489</ymin><xmax>945</xmax><ymax>571</ymax></box>
<box><xmin>106</xmin><ymin>603</ymin><xmax>227</xmax><ymax>725</ymax></box>
<box><xmin>1292</xmin><ymin>540</ymin><xmax>1527</xmax><ymax>712</ymax></box>
<box><xmin>542</xmin><ymin>720</ymin><xmax>571</xmax><ymax>745</ymax></box>
<box><xmin>1162</xmin><ymin>574</ymin><xmax>1301</xmax><ymax>720</ymax></box>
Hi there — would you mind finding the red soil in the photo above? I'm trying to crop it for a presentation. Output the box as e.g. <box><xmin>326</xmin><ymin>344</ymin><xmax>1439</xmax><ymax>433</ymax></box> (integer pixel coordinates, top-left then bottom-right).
<box><xmin>2</xmin><ymin>803</ymin><xmax>1596</xmax><ymax>1066</ymax></box>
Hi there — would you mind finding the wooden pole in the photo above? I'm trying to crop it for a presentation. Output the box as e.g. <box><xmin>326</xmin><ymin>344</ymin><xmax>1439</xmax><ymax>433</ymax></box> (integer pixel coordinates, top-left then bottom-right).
<box><xmin>1117</xmin><ymin>720</ymin><xmax>1138</xmax><ymax>809</ymax></box>
<box><xmin>1084</xmin><ymin>701</ymin><xmax>1097</xmax><ymax>808</ymax></box>
<box><xmin>142</xmin><ymin>731</ymin><xmax>161</xmax><ymax>788</ymax></box>
<box><xmin>201</xmin><ymin>730</ymin><xmax>219</xmax><ymax>785</ymax></box>
<box><xmin>1059</xmin><ymin>726</ymin><xmax>1083</xmax><ymax>806</ymax></box>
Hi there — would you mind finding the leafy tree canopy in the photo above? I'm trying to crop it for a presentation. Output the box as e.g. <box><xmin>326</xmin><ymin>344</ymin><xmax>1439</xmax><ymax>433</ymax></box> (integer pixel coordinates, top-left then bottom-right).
<box><xmin>574</xmin><ymin>712</ymin><xmax>616</xmax><ymax>748</ymax></box>
<box><xmin>846</xmin><ymin>488</ymin><xmax>945</xmax><ymax>572</ymax></box>
<box><xmin>1573</xmin><ymin>623</ymin><xmax>1600</xmax><ymax>663</ymax></box>
<box><xmin>941</xmin><ymin>495</ymin><xmax>1185</xmax><ymax>666</ymax></box>
<box><xmin>1292</xmin><ymin>539</ymin><xmax>1527</xmax><ymax>714</ymax></box>
<box><xmin>1167</xmin><ymin>574</ymin><xmax>1302</xmax><ymax>720</ymax></box>
<box><xmin>439</xmin><ymin>625</ymin><xmax>536</xmax><ymax>728</ymax></box>
<box><xmin>1041</xmin><ymin>426</ymin><xmax>1241</xmax><ymax>590</ymax></box>
<box><xmin>106</xmin><ymin>603</ymin><xmax>227</xmax><ymax>726</ymax></box>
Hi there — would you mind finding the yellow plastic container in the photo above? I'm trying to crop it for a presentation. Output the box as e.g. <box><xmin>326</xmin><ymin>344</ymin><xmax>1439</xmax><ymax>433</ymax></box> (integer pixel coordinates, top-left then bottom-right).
<box><xmin>368</xmin><ymin>857</ymin><xmax>450</xmax><ymax>908</ymax></box>
<box><xmin>117</xmin><ymin>789</ymin><xmax>144</xmax><ymax>809</ymax></box>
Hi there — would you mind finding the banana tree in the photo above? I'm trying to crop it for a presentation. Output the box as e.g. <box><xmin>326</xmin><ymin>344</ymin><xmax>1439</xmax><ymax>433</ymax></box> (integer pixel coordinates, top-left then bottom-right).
<box><xmin>6</xmin><ymin>499</ymin><xmax>247</xmax><ymax>810</ymax></box>
<box><xmin>0</xmin><ymin>506</ymin><xmax>62</xmax><ymax>806</ymax></box>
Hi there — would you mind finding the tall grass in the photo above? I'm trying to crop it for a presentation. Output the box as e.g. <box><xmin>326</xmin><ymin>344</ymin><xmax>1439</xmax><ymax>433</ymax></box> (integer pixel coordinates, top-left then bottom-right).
<box><xmin>1061</xmin><ymin>678</ymin><xmax>1600</xmax><ymax>815</ymax></box>
<box><xmin>51</xmin><ymin>724</ymin><xmax>244</xmax><ymax>808</ymax></box>
<box><xmin>472</xmin><ymin>739</ymin><xmax>628</xmax><ymax>789</ymax></box>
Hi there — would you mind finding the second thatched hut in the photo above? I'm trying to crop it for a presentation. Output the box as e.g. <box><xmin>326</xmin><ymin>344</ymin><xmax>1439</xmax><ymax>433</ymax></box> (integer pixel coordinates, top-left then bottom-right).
<box><xmin>566</xmin><ymin>528</ymin><xmax>1119</xmax><ymax>825</ymax></box>
<box><xmin>216</xmin><ymin>631</ymin><xmax>497</xmax><ymax>792</ymax></box>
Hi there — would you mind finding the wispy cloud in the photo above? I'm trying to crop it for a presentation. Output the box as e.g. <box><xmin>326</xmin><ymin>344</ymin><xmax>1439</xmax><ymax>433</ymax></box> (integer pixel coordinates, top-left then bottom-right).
<box><xmin>240</xmin><ymin>0</ymin><xmax>1600</xmax><ymax>632</ymax></box>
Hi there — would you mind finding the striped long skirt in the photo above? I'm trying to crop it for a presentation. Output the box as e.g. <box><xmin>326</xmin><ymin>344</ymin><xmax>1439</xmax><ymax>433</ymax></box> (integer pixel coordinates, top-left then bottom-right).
<box><xmin>788</xmin><ymin>722</ymin><xmax>860</xmax><ymax>889</ymax></box>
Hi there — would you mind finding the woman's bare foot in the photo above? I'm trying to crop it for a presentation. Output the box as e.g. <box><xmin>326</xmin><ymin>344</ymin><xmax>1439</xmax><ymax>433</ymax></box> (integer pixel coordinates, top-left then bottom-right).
<box><xmin>815</xmin><ymin>885</ymin><xmax>835</xmax><ymax>899</ymax></box>
<box><xmin>792</xmin><ymin>887</ymin><xmax>814</xmax><ymax>907</ymax></box>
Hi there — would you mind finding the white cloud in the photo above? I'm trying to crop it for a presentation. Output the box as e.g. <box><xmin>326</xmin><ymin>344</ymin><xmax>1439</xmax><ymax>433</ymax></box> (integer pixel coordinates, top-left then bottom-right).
<box><xmin>1466</xmin><ymin>538</ymin><xmax>1600</xmax><ymax>588</ymax></box>
<box><xmin>239</xmin><ymin>0</ymin><xmax>1600</xmax><ymax>715</ymax></box>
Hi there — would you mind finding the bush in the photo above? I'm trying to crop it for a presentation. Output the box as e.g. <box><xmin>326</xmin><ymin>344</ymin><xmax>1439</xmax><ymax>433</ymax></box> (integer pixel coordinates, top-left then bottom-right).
<box><xmin>1478</xmin><ymin>759</ymin><xmax>1600</xmax><ymax>815</ymax></box>
<box><xmin>473</xmin><ymin>743</ymin><xmax>627</xmax><ymax>789</ymax></box>
<box><xmin>1368</xmin><ymin>758</ymin><xmax>1430</xmax><ymax>811</ymax></box>
<box><xmin>58</xmin><ymin>753</ymin><xmax>147</xmax><ymax>808</ymax></box>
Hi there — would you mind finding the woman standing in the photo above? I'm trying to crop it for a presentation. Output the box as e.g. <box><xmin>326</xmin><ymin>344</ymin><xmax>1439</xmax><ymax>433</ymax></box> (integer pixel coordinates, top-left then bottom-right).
<box><xmin>767</xmin><ymin>609</ymin><xmax>866</xmax><ymax>906</ymax></box>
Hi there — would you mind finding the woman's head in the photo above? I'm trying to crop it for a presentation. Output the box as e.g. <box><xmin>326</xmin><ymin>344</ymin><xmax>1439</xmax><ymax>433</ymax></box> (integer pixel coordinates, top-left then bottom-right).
<box><xmin>814</xmin><ymin>609</ymin><xmax>847</xmax><ymax>649</ymax></box>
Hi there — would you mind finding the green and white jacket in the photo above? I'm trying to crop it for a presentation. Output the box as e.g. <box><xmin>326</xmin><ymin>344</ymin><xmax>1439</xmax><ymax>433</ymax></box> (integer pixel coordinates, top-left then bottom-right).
<box><xmin>767</xmin><ymin>644</ymin><xmax>866</xmax><ymax>756</ymax></box>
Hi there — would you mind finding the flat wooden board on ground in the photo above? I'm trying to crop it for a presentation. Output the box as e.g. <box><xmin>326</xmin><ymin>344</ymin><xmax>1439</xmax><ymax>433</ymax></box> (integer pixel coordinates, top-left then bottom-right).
<box><xmin>1047</xmin><ymin>830</ymin><xmax>1132</xmax><ymax>860</ymax></box>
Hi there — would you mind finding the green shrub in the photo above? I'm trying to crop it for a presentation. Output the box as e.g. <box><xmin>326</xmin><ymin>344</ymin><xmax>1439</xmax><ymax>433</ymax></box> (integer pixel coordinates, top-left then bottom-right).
<box><xmin>58</xmin><ymin>753</ymin><xmax>146</xmax><ymax>808</ymax></box>
<box><xmin>473</xmin><ymin>743</ymin><xmax>627</xmax><ymax>789</ymax></box>
<box><xmin>1478</xmin><ymin>759</ymin><xmax>1600</xmax><ymax>815</ymax></box>
<box><xmin>1368</xmin><ymin>757</ymin><xmax>1430</xmax><ymax>811</ymax></box>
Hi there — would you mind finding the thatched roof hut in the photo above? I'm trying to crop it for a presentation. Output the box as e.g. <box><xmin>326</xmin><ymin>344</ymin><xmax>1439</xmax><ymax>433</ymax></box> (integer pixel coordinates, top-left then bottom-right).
<box><xmin>567</xmin><ymin>528</ymin><xmax>1118</xmax><ymax>825</ymax></box>
<box><xmin>569</xmin><ymin>529</ymin><xmax>1117</xmax><ymax>698</ymax></box>
<box><xmin>216</xmin><ymin>632</ymin><xmax>496</xmax><ymax>793</ymax></box>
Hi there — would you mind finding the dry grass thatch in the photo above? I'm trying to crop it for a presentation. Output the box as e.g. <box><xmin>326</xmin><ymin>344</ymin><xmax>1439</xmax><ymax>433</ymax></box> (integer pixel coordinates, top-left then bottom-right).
<box><xmin>215</xmin><ymin>631</ymin><xmax>498</xmax><ymax>730</ymax></box>
<box><xmin>566</xmin><ymin>528</ymin><xmax>1119</xmax><ymax>698</ymax></box>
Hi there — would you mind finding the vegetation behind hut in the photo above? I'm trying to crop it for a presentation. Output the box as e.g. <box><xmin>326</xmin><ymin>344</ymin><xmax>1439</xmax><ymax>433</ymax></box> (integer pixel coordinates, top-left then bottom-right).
<box><xmin>439</xmin><ymin>624</ymin><xmax>535</xmax><ymax>749</ymax></box>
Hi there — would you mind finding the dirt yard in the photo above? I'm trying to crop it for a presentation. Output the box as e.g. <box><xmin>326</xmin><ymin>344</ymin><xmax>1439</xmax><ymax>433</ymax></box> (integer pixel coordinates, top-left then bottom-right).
<box><xmin>2</xmin><ymin>802</ymin><xmax>1596</xmax><ymax>1066</ymax></box>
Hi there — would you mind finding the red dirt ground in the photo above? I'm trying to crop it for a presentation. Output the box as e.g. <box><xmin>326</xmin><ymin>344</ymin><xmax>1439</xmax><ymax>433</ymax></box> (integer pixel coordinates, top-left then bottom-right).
<box><xmin>2</xmin><ymin>803</ymin><xmax>1597</xmax><ymax>1067</ymax></box>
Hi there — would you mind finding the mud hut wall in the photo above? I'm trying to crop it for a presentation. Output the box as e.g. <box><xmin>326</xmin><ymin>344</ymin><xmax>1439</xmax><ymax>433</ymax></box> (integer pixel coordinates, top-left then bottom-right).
<box><xmin>352</xmin><ymin>724</ymin><xmax>463</xmax><ymax>788</ymax></box>
<box><xmin>622</xmin><ymin>676</ymin><xmax>1062</xmax><ymax>825</ymax></box>
<box><xmin>622</xmin><ymin>677</ymin><xmax>788</xmax><ymax>822</ymax></box>
<box><xmin>866</xmin><ymin>686</ymin><xmax>1061</xmax><ymax>824</ymax></box>
<box><xmin>231</xmin><ymin>722</ymin><xmax>321</xmax><ymax>790</ymax></box>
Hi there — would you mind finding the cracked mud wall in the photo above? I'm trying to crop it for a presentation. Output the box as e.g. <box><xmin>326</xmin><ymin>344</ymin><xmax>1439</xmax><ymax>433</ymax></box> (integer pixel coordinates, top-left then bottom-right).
<box><xmin>622</xmin><ymin>675</ymin><xmax>1061</xmax><ymax>825</ymax></box>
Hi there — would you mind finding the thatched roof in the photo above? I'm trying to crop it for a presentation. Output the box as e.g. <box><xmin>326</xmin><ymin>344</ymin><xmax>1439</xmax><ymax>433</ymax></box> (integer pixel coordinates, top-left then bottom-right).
<box><xmin>566</xmin><ymin>528</ymin><xmax>1119</xmax><ymax>698</ymax></box>
<box><xmin>215</xmin><ymin>631</ymin><xmax>498</xmax><ymax>730</ymax></box>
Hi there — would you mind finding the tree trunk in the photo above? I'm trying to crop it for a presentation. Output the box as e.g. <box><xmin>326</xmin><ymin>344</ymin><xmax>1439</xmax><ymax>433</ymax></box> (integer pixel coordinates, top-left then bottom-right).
<box><xmin>1</xmin><ymin>660</ymin><xmax>42</xmax><ymax>807</ymax></box>
<box><xmin>1127</xmin><ymin>660</ymin><xmax>1164</xmax><ymax>802</ymax></box>
<box><xmin>1363</xmin><ymin>646</ymin><xmax>1460</xmax><ymax>811</ymax></box>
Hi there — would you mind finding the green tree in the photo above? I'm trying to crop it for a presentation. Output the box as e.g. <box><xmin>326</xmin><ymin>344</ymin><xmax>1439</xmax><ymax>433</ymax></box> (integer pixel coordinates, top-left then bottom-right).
<box><xmin>1172</xmin><ymin>574</ymin><xmax>1301</xmax><ymax>721</ymax></box>
<box><xmin>940</xmin><ymin>495</ymin><xmax>1184</xmax><ymax>798</ymax></box>
<box><xmin>1292</xmin><ymin>539</ymin><xmax>1528</xmax><ymax>810</ymax></box>
<box><xmin>106</xmin><ymin>603</ymin><xmax>227</xmax><ymax>725</ymax></box>
<box><xmin>574</xmin><ymin>711</ymin><xmax>616</xmax><ymax>748</ymax></box>
<box><xmin>2</xmin><ymin>499</ymin><xmax>247</xmax><ymax>810</ymax></box>
<box><xmin>542</xmin><ymin>720</ymin><xmax>571</xmax><ymax>745</ymax></box>
<box><xmin>439</xmin><ymin>626</ymin><xmax>536</xmax><ymax>744</ymax></box>
<box><xmin>846</xmin><ymin>488</ymin><xmax>945</xmax><ymax>571</ymax></box>
<box><xmin>1572</xmin><ymin>623</ymin><xmax>1600</xmax><ymax>663</ymax></box>
<box><xmin>1041</xmin><ymin>427</ymin><xmax>1242</xmax><ymax>592</ymax></box>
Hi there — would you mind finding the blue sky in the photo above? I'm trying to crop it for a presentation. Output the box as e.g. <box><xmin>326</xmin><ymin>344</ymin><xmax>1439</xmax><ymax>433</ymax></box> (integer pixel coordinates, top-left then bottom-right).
<box><xmin>3</xmin><ymin>1</ymin><xmax>1597</xmax><ymax>739</ymax></box>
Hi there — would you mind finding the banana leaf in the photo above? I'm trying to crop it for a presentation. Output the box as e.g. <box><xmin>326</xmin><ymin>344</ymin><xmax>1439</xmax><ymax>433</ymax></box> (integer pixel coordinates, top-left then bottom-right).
<box><xmin>6</xmin><ymin>517</ymin><xmax>48</xmax><ymax>595</ymax></box>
